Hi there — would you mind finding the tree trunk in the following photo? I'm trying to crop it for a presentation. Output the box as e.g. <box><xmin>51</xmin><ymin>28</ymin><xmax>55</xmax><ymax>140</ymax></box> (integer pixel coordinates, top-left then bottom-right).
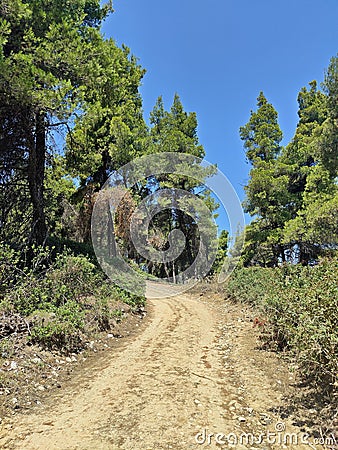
<box><xmin>172</xmin><ymin>261</ymin><xmax>176</xmax><ymax>283</ymax></box>
<box><xmin>107</xmin><ymin>200</ymin><xmax>117</xmax><ymax>258</ymax></box>
<box><xmin>28</xmin><ymin>111</ymin><xmax>47</xmax><ymax>246</ymax></box>
<box><xmin>176</xmin><ymin>208</ymin><xmax>194</xmax><ymax>267</ymax></box>
<box><xmin>279</xmin><ymin>244</ymin><xmax>286</xmax><ymax>263</ymax></box>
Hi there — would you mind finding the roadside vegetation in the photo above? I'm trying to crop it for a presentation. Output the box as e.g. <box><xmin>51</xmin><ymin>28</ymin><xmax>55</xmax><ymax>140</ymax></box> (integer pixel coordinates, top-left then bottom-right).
<box><xmin>224</xmin><ymin>259</ymin><xmax>337</xmax><ymax>396</ymax></box>
<box><xmin>0</xmin><ymin>244</ymin><xmax>145</xmax><ymax>354</ymax></box>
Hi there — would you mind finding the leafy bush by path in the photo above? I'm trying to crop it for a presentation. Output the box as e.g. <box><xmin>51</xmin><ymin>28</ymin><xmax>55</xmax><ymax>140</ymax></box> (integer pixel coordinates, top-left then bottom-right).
<box><xmin>29</xmin><ymin>301</ymin><xmax>86</xmax><ymax>353</ymax></box>
<box><xmin>224</xmin><ymin>258</ymin><xmax>338</xmax><ymax>393</ymax></box>
<box><xmin>0</xmin><ymin>244</ymin><xmax>146</xmax><ymax>353</ymax></box>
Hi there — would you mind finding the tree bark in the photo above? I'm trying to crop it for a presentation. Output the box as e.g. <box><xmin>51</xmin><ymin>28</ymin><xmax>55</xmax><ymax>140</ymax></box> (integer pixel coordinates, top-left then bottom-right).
<box><xmin>28</xmin><ymin>111</ymin><xmax>48</xmax><ymax>246</ymax></box>
<box><xmin>107</xmin><ymin>199</ymin><xmax>117</xmax><ymax>258</ymax></box>
<box><xmin>279</xmin><ymin>244</ymin><xmax>286</xmax><ymax>263</ymax></box>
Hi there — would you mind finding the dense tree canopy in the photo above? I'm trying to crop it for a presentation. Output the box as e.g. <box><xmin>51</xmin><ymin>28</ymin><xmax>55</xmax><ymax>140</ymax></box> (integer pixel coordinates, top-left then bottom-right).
<box><xmin>0</xmin><ymin>0</ymin><xmax>114</xmax><ymax>245</ymax></box>
<box><xmin>0</xmin><ymin>2</ymin><xmax>221</xmax><ymax>280</ymax></box>
<box><xmin>240</xmin><ymin>57</ymin><xmax>338</xmax><ymax>266</ymax></box>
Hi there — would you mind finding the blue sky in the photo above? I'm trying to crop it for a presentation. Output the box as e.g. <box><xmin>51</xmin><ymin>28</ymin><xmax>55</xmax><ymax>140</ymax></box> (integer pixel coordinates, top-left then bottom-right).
<box><xmin>102</xmin><ymin>0</ymin><xmax>338</xmax><ymax>228</ymax></box>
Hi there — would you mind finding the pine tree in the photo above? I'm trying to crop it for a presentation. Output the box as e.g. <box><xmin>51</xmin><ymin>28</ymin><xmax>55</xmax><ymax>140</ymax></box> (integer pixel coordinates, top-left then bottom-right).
<box><xmin>136</xmin><ymin>95</ymin><xmax>218</xmax><ymax>280</ymax></box>
<box><xmin>240</xmin><ymin>93</ymin><xmax>286</xmax><ymax>265</ymax></box>
<box><xmin>283</xmin><ymin>72</ymin><xmax>338</xmax><ymax>261</ymax></box>
<box><xmin>239</xmin><ymin>92</ymin><xmax>283</xmax><ymax>165</ymax></box>
<box><xmin>0</xmin><ymin>0</ymin><xmax>113</xmax><ymax>246</ymax></box>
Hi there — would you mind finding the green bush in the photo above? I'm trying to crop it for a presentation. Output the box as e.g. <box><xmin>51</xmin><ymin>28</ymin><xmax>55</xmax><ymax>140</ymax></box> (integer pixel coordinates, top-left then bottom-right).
<box><xmin>47</xmin><ymin>252</ymin><xmax>100</xmax><ymax>304</ymax></box>
<box><xmin>47</xmin><ymin>237</ymin><xmax>97</xmax><ymax>262</ymax></box>
<box><xmin>29</xmin><ymin>301</ymin><xmax>85</xmax><ymax>352</ymax></box>
<box><xmin>224</xmin><ymin>257</ymin><xmax>338</xmax><ymax>392</ymax></box>
<box><xmin>0</xmin><ymin>243</ymin><xmax>23</xmax><ymax>295</ymax></box>
<box><xmin>0</xmin><ymin>245</ymin><xmax>146</xmax><ymax>353</ymax></box>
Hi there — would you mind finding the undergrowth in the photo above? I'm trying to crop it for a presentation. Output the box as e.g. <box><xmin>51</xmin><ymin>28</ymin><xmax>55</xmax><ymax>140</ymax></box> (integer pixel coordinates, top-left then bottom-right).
<box><xmin>224</xmin><ymin>257</ymin><xmax>338</xmax><ymax>397</ymax></box>
<box><xmin>0</xmin><ymin>243</ymin><xmax>145</xmax><ymax>353</ymax></box>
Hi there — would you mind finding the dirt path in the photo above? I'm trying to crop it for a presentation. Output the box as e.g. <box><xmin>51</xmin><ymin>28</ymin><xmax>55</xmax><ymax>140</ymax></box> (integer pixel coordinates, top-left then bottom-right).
<box><xmin>0</xmin><ymin>290</ymin><xmax>324</xmax><ymax>449</ymax></box>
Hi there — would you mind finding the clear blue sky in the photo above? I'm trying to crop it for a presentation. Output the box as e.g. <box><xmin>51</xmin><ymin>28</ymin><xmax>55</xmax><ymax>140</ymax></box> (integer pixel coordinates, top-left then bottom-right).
<box><xmin>102</xmin><ymin>0</ymin><xmax>338</xmax><ymax>228</ymax></box>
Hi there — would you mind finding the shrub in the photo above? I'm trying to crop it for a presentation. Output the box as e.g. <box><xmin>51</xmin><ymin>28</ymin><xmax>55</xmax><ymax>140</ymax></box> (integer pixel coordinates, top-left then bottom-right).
<box><xmin>29</xmin><ymin>301</ymin><xmax>85</xmax><ymax>353</ymax></box>
<box><xmin>0</xmin><ymin>243</ymin><xmax>23</xmax><ymax>296</ymax></box>
<box><xmin>1</xmin><ymin>245</ymin><xmax>146</xmax><ymax>353</ymax></box>
<box><xmin>224</xmin><ymin>257</ymin><xmax>338</xmax><ymax>393</ymax></box>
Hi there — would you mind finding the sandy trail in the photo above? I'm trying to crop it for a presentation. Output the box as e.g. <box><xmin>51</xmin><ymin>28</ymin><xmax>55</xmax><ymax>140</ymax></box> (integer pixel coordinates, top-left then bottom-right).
<box><xmin>0</xmin><ymin>290</ymin><xmax>317</xmax><ymax>449</ymax></box>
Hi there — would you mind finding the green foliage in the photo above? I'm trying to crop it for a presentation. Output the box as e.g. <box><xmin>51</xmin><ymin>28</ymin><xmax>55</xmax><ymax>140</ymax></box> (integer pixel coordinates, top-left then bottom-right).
<box><xmin>137</xmin><ymin>95</ymin><xmax>219</xmax><ymax>280</ymax></box>
<box><xmin>148</xmin><ymin>94</ymin><xmax>205</xmax><ymax>157</ymax></box>
<box><xmin>65</xmin><ymin>42</ymin><xmax>147</xmax><ymax>188</ymax></box>
<box><xmin>209</xmin><ymin>229</ymin><xmax>229</xmax><ymax>275</ymax></box>
<box><xmin>225</xmin><ymin>259</ymin><xmax>338</xmax><ymax>392</ymax></box>
<box><xmin>0</xmin><ymin>243</ymin><xmax>21</xmax><ymax>295</ymax></box>
<box><xmin>1</xmin><ymin>250</ymin><xmax>98</xmax><ymax>315</ymax></box>
<box><xmin>240</xmin><ymin>58</ymin><xmax>338</xmax><ymax>266</ymax></box>
<box><xmin>240</xmin><ymin>93</ymin><xmax>288</xmax><ymax>265</ymax></box>
<box><xmin>0</xmin><ymin>245</ymin><xmax>145</xmax><ymax>353</ymax></box>
<box><xmin>280</xmin><ymin>76</ymin><xmax>337</xmax><ymax>262</ymax></box>
<box><xmin>44</xmin><ymin>156</ymin><xmax>77</xmax><ymax>237</ymax></box>
<box><xmin>0</xmin><ymin>0</ymin><xmax>116</xmax><ymax>245</ymax></box>
<box><xmin>47</xmin><ymin>237</ymin><xmax>97</xmax><ymax>262</ymax></box>
<box><xmin>29</xmin><ymin>301</ymin><xmax>85</xmax><ymax>353</ymax></box>
<box><xmin>239</xmin><ymin>92</ymin><xmax>283</xmax><ymax>164</ymax></box>
<box><xmin>111</xmin><ymin>283</ymin><xmax>145</xmax><ymax>308</ymax></box>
